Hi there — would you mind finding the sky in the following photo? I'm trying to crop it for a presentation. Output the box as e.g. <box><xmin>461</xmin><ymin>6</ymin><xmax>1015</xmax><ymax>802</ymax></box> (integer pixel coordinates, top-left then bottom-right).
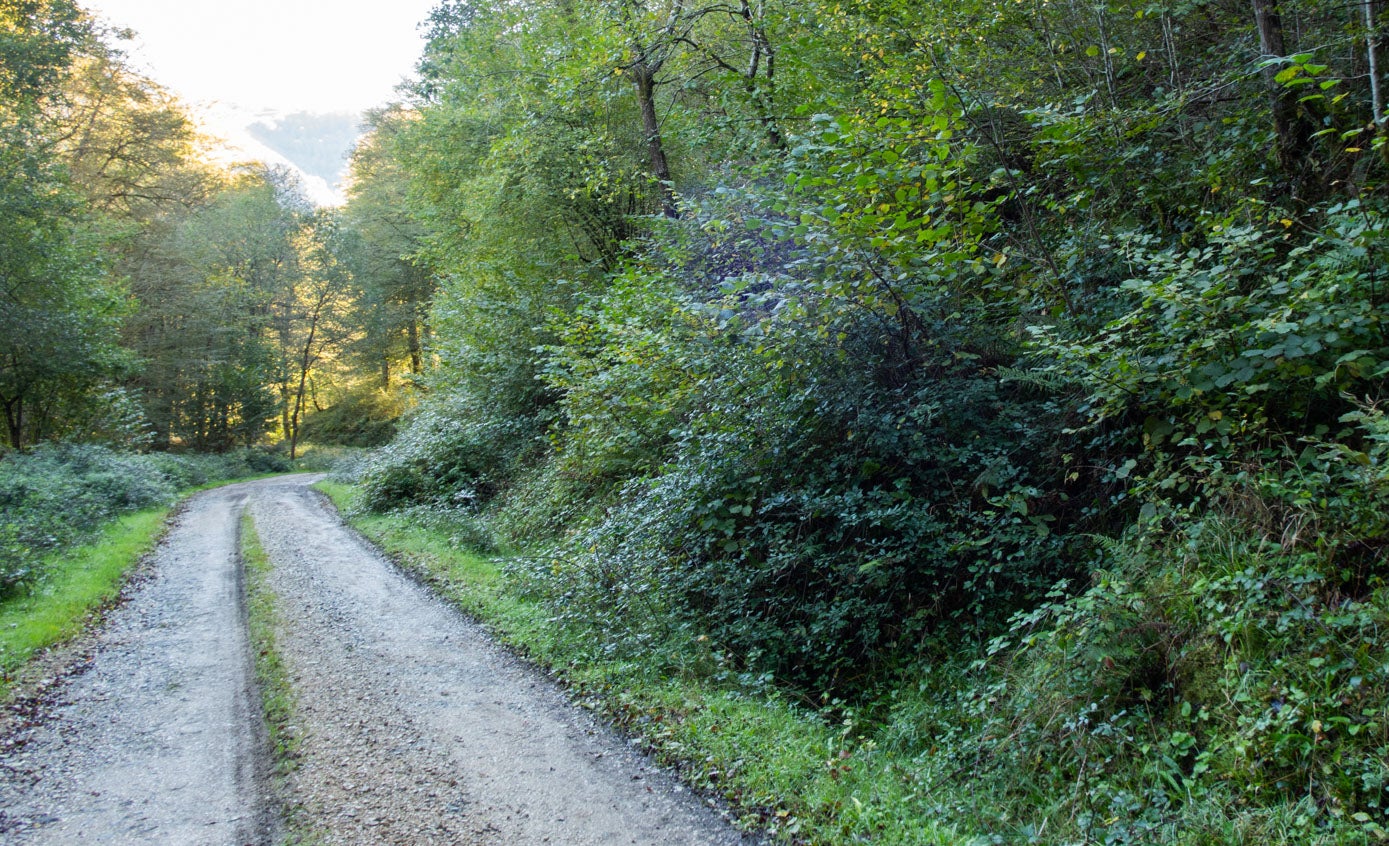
<box><xmin>80</xmin><ymin>0</ymin><xmax>441</xmax><ymax>114</ymax></box>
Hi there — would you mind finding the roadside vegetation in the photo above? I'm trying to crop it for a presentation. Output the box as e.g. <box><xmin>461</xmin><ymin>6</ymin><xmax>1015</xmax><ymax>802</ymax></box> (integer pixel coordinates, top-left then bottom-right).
<box><xmin>319</xmin><ymin>481</ymin><xmax>972</xmax><ymax>844</ymax></box>
<box><xmin>241</xmin><ymin>511</ymin><xmax>299</xmax><ymax>776</ymax></box>
<box><xmin>4</xmin><ymin>0</ymin><xmax>1389</xmax><ymax>840</ymax></box>
<box><xmin>0</xmin><ymin>507</ymin><xmax>165</xmax><ymax>697</ymax></box>
<box><xmin>329</xmin><ymin>0</ymin><xmax>1389</xmax><ymax>842</ymax></box>
<box><xmin>0</xmin><ymin>446</ymin><xmax>300</xmax><ymax>697</ymax></box>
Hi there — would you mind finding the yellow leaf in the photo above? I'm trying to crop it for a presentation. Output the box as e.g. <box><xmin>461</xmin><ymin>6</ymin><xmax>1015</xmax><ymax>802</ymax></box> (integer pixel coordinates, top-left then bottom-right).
<box><xmin>1279</xmin><ymin>218</ymin><xmax>1294</xmax><ymax>227</ymax></box>
<box><xmin>1136</xmin><ymin>51</ymin><xmax>1147</xmax><ymax>61</ymax></box>
<box><xmin>1209</xmin><ymin>410</ymin><xmax>1223</xmax><ymax>421</ymax></box>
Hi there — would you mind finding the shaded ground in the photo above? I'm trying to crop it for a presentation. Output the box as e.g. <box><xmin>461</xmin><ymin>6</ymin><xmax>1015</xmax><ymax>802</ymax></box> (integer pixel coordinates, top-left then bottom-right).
<box><xmin>0</xmin><ymin>475</ymin><xmax>753</xmax><ymax>845</ymax></box>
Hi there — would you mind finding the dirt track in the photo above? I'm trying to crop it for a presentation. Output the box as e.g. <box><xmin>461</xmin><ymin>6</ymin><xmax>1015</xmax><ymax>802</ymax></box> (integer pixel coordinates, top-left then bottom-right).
<box><xmin>0</xmin><ymin>475</ymin><xmax>752</xmax><ymax>845</ymax></box>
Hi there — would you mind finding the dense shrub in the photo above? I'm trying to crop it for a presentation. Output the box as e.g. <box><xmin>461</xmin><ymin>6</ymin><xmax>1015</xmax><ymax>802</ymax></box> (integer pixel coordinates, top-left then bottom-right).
<box><xmin>354</xmin><ymin>389</ymin><xmax>539</xmax><ymax>513</ymax></box>
<box><xmin>872</xmin><ymin>511</ymin><xmax>1389</xmax><ymax>842</ymax></box>
<box><xmin>507</xmin><ymin>265</ymin><xmax>1097</xmax><ymax>692</ymax></box>
<box><xmin>1039</xmin><ymin>208</ymin><xmax>1388</xmax><ymax>494</ymax></box>
<box><xmin>0</xmin><ymin>445</ymin><xmax>175</xmax><ymax>590</ymax></box>
<box><xmin>0</xmin><ymin>444</ymin><xmax>289</xmax><ymax>592</ymax></box>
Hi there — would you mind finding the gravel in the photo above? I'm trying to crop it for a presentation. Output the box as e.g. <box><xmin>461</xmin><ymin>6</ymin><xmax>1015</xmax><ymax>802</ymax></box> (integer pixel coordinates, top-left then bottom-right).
<box><xmin>0</xmin><ymin>475</ymin><xmax>757</xmax><ymax>845</ymax></box>
<box><xmin>0</xmin><ymin>481</ymin><xmax>271</xmax><ymax>845</ymax></box>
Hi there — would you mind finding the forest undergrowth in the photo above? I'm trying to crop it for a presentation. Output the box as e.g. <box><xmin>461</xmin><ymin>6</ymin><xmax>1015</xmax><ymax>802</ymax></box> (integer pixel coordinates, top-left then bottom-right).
<box><xmin>336</xmin><ymin>0</ymin><xmax>1389</xmax><ymax>839</ymax></box>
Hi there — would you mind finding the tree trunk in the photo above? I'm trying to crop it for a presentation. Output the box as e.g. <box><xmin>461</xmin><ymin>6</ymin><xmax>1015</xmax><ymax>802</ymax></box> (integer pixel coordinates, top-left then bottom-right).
<box><xmin>740</xmin><ymin>0</ymin><xmax>785</xmax><ymax>150</ymax></box>
<box><xmin>1367</xmin><ymin>0</ymin><xmax>1385</xmax><ymax>150</ymax></box>
<box><xmin>280</xmin><ymin>386</ymin><xmax>292</xmax><ymax>446</ymax></box>
<box><xmin>1252</xmin><ymin>0</ymin><xmax>1313</xmax><ymax>192</ymax></box>
<box><xmin>3</xmin><ymin>396</ymin><xmax>23</xmax><ymax>450</ymax></box>
<box><xmin>289</xmin><ymin>325</ymin><xmax>316</xmax><ymax>462</ymax></box>
<box><xmin>407</xmin><ymin>316</ymin><xmax>422</xmax><ymax>374</ymax></box>
<box><xmin>631</xmin><ymin>62</ymin><xmax>678</xmax><ymax>217</ymax></box>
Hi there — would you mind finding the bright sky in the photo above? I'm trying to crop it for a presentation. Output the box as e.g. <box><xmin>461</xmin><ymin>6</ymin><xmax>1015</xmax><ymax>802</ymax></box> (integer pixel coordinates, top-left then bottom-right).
<box><xmin>81</xmin><ymin>0</ymin><xmax>441</xmax><ymax>114</ymax></box>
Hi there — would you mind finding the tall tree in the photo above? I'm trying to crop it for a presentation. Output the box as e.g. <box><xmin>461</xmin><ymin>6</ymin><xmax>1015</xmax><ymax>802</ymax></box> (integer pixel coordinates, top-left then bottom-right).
<box><xmin>122</xmin><ymin>170</ymin><xmax>299</xmax><ymax>451</ymax></box>
<box><xmin>0</xmin><ymin>0</ymin><xmax>131</xmax><ymax>449</ymax></box>
<box><xmin>276</xmin><ymin>210</ymin><xmax>358</xmax><ymax>460</ymax></box>
<box><xmin>341</xmin><ymin>106</ymin><xmax>436</xmax><ymax>389</ymax></box>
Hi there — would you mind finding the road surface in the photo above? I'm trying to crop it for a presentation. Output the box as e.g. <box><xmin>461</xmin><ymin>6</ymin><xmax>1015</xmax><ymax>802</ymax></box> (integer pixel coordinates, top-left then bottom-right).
<box><xmin>0</xmin><ymin>475</ymin><xmax>751</xmax><ymax>845</ymax></box>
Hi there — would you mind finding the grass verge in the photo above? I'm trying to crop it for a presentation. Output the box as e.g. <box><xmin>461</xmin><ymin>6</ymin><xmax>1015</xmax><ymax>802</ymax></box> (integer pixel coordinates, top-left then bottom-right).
<box><xmin>314</xmin><ymin>480</ymin><xmax>965</xmax><ymax>845</ymax></box>
<box><xmin>241</xmin><ymin>511</ymin><xmax>316</xmax><ymax>845</ymax></box>
<box><xmin>240</xmin><ymin>512</ymin><xmax>299</xmax><ymax>774</ymax></box>
<box><xmin>0</xmin><ymin>507</ymin><xmax>169</xmax><ymax>699</ymax></box>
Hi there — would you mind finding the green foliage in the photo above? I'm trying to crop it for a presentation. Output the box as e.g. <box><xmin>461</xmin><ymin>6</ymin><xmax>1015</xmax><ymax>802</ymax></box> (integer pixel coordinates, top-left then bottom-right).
<box><xmin>498</xmin><ymin>187</ymin><xmax>1094</xmax><ymax>693</ymax></box>
<box><xmin>893</xmin><ymin>523</ymin><xmax>1389</xmax><ymax>842</ymax></box>
<box><xmin>353</xmin><ymin>388</ymin><xmax>536</xmax><ymax>513</ymax></box>
<box><xmin>1037</xmin><ymin>205</ymin><xmax>1388</xmax><ymax>511</ymax></box>
<box><xmin>0</xmin><ymin>443</ymin><xmax>286</xmax><ymax>591</ymax></box>
<box><xmin>0</xmin><ymin>115</ymin><xmax>131</xmax><ymax>449</ymax></box>
<box><xmin>344</xmin><ymin>0</ymin><xmax>1389</xmax><ymax>836</ymax></box>
<box><xmin>0</xmin><ymin>444</ymin><xmax>175</xmax><ymax>590</ymax></box>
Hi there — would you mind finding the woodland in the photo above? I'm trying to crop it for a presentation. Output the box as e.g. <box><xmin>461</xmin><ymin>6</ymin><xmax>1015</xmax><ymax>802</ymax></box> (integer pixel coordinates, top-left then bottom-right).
<box><xmin>3</xmin><ymin>0</ymin><xmax>1389</xmax><ymax>840</ymax></box>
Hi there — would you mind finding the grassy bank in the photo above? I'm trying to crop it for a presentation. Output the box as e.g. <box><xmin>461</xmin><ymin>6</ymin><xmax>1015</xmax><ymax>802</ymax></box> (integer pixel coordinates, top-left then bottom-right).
<box><xmin>315</xmin><ymin>480</ymin><xmax>965</xmax><ymax>844</ymax></box>
<box><xmin>0</xmin><ymin>507</ymin><xmax>169</xmax><ymax>698</ymax></box>
<box><xmin>319</xmin><ymin>474</ymin><xmax>1389</xmax><ymax>845</ymax></box>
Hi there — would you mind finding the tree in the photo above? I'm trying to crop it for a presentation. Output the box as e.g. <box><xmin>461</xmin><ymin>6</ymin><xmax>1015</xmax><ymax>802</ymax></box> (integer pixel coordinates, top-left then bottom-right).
<box><xmin>121</xmin><ymin>170</ymin><xmax>299</xmax><ymax>451</ymax></box>
<box><xmin>340</xmin><ymin>106</ymin><xmax>436</xmax><ymax>389</ymax></box>
<box><xmin>277</xmin><ymin>210</ymin><xmax>358</xmax><ymax>460</ymax></box>
<box><xmin>0</xmin><ymin>0</ymin><xmax>131</xmax><ymax>449</ymax></box>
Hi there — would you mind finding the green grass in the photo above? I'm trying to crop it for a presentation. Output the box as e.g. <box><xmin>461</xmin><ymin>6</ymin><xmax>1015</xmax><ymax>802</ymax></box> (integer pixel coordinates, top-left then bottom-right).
<box><xmin>0</xmin><ymin>507</ymin><xmax>169</xmax><ymax>697</ymax></box>
<box><xmin>314</xmin><ymin>480</ymin><xmax>966</xmax><ymax>845</ymax></box>
<box><xmin>240</xmin><ymin>511</ymin><xmax>318</xmax><ymax>845</ymax></box>
<box><xmin>241</xmin><ymin>512</ymin><xmax>299</xmax><ymax>774</ymax></box>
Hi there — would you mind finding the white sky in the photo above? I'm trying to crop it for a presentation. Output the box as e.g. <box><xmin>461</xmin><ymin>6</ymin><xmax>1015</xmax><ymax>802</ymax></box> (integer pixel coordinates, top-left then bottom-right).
<box><xmin>81</xmin><ymin>0</ymin><xmax>442</xmax><ymax>114</ymax></box>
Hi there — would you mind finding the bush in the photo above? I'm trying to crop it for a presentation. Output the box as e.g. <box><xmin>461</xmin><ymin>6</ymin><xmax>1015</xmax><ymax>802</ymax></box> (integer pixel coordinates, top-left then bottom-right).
<box><xmin>0</xmin><ymin>444</ymin><xmax>293</xmax><ymax>593</ymax></box>
<box><xmin>894</xmin><ymin>515</ymin><xmax>1389</xmax><ymax>842</ymax></box>
<box><xmin>0</xmin><ymin>444</ymin><xmax>177</xmax><ymax>591</ymax></box>
<box><xmin>355</xmin><ymin>389</ymin><xmax>539</xmax><ymax>513</ymax></box>
<box><xmin>1036</xmin><ymin>207</ymin><xmax>1389</xmax><ymax>508</ymax></box>
<box><xmin>512</xmin><ymin>282</ymin><xmax>1093</xmax><ymax>693</ymax></box>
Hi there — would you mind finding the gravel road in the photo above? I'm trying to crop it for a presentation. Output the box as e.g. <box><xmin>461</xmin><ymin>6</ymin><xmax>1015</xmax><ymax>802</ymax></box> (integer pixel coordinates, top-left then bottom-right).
<box><xmin>0</xmin><ymin>475</ymin><xmax>754</xmax><ymax>845</ymax></box>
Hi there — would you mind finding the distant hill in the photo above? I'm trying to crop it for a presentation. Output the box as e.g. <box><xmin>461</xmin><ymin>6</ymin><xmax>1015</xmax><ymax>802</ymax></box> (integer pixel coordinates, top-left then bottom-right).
<box><xmin>247</xmin><ymin>112</ymin><xmax>362</xmax><ymax>192</ymax></box>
